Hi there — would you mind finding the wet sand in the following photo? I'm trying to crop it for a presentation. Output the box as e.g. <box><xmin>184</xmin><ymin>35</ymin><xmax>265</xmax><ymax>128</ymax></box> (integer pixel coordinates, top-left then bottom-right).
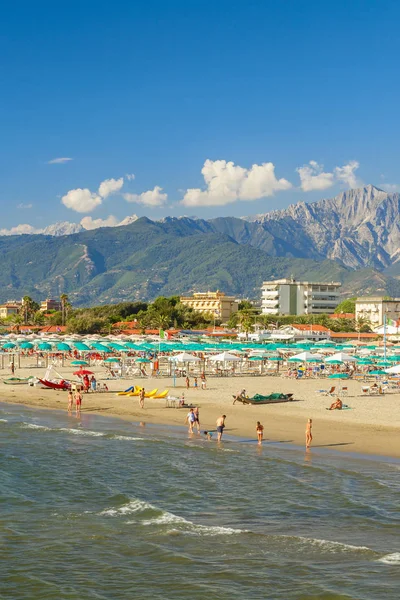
<box><xmin>1</xmin><ymin>363</ymin><xmax>399</xmax><ymax>458</ymax></box>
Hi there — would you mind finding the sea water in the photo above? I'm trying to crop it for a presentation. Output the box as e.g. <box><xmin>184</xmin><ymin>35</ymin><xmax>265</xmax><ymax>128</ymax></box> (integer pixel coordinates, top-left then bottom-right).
<box><xmin>1</xmin><ymin>402</ymin><xmax>399</xmax><ymax>599</ymax></box>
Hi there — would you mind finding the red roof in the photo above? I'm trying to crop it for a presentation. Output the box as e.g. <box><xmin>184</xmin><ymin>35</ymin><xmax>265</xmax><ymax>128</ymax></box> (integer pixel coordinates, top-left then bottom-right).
<box><xmin>292</xmin><ymin>324</ymin><xmax>330</xmax><ymax>332</ymax></box>
<box><xmin>330</xmin><ymin>313</ymin><xmax>355</xmax><ymax>319</ymax></box>
<box><xmin>39</xmin><ymin>325</ymin><xmax>67</xmax><ymax>333</ymax></box>
<box><xmin>330</xmin><ymin>332</ymin><xmax>378</xmax><ymax>339</ymax></box>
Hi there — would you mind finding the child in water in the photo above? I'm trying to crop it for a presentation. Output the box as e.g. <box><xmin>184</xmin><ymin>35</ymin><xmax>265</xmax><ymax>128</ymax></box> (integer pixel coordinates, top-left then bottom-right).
<box><xmin>305</xmin><ymin>418</ymin><xmax>313</xmax><ymax>448</ymax></box>
<box><xmin>203</xmin><ymin>431</ymin><xmax>213</xmax><ymax>440</ymax></box>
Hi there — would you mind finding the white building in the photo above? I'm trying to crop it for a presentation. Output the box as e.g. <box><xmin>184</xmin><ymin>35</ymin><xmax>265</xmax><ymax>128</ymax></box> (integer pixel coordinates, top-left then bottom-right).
<box><xmin>261</xmin><ymin>278</ymin><xmax>341</xmax><ymax>316</ymax></box>
<box><xmin>356</xmin><ymin>297</ymin><xmax>400</xmax><ymax>328</ymax></box>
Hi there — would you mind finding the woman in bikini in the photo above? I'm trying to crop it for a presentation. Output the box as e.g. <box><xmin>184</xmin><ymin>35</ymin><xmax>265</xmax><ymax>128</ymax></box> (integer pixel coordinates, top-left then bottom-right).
<box><xmin>305</xmin><ymin>418</ymin><xmax>312</xmax><ymax>448</ymax></box>
<box><xmin>256</xmin><ymin>421</ymin><xmax>264</xmax><ymax>445</ymax></box>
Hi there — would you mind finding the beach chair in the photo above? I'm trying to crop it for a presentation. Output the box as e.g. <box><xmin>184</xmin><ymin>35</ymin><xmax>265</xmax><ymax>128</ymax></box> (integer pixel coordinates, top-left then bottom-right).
<box><xmin>317</xmin><ymin>386</ymin><xmax>336</xmax><ymax>397</ymax></box>
<box><xmin>341</xmin><ymin>387</ymin><xmax>348</xmax><ymax>396</ymax></box>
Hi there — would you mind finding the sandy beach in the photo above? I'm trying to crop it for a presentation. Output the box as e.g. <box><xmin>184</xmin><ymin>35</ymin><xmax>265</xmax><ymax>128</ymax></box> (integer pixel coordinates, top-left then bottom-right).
<box><xmin>1</xmin><ymin>360</ymin><xmax>399</xmax><ymax>458</ymax></box>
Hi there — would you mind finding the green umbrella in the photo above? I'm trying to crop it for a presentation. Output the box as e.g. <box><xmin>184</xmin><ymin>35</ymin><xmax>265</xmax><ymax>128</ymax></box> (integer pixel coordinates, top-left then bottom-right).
<box><xmin>3</xmin><ymin>342</ymin><xmax>16</xmax><ymax>349</ymax></box>
<box><xmin>325</xmin><ymin>359</ymin><xmax>342</xmax><ymax>365</ymax></box>
<box><xmin>249</xmin><ymin>356</ymin><xmax>264</xmax><ymax>361</ymax></box>
<box><xmin>267</xmin><ymin>356</ymin><xmax>282</xmax><ymax>361</ymax></box>
<box><xmin>71</xmin><ymin>360</ymin><xmax>89</xmax><ymax>366</ymax></box>
<box><xmin>368</xmin><ymin>370</ymin><xmax>387</xmax><ymax>375</ymax></box>
<box><xmin>357</xmin><ymin>359</ymin><xmax>373</xmax><ymax>365</ymax></box>
<box><xmin>37</xmin><ymin>342</ymin><xmax>52</xmax><ymax>351</ymax></box>
<box><xmin>135</xmin><ymin>358</ymin><xmax>151</xmax><ymax>363</ymax></box>
<box><xmin>328</xmin><ymin>373</ymin><xmax>350</xmax><ymax>379</ymax></box>
<box><xmin>20</xmin><ymin>342</ymin><xmax>34</xmax><ymax>349</ymax></box>
<box><xmin>105</xmin><ymin>357</ymin><xmax>120</xmax><ymax>363</ymax></box>
<box><xmin>57</xmin><ymin>342</ymin><xmax>71</xmax><ymax>351</ymax></box>
<box><xmin>376</xmin><ymin>361</ymin><xmax>392</xmax><ymax>367</ymax></box>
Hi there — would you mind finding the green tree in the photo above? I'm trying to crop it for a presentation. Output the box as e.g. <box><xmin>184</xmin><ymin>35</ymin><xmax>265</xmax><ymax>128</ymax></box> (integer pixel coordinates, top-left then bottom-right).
<box><xmin>334</xmin><ymin>297</ymin><xmax>356</xmax><ymax>315</ymax></box>
<box><xmin>21</xmin><ymin>296</ymin><xmax>39</xmax><ymax>325</ymax></box>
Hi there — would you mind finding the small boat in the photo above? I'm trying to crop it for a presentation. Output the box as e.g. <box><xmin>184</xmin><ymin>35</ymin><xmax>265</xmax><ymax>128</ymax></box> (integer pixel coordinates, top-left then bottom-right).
<box><xmin>3</xmin><ymin>377</ymin><xmax>31</xmax><ymax>385</ymax></box>
<box><xmin>233</xmin><ymin>393</ymin><xmax>294</xmax><ymax>405</ymax></box>
<box><xmin>38</xmin><ymin>379</ymin><xmax>71</xmax><ymax>391</ymax></box>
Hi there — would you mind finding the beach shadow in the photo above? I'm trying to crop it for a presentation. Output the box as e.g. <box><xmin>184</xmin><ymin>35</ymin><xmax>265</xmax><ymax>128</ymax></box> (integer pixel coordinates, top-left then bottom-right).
<box><xmin>312</xmin><ymin>442</ymin><xmax>355</xmax><ymax>448</ymax></box>
<box><xmin>83</xmin><ymin>407</ymin><xmax>113</xmax><ymax>412</ymax></box>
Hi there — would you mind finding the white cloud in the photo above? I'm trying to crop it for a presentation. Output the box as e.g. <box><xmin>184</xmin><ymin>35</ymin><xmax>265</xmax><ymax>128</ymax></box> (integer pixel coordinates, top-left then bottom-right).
<box><xmin>17</xmin><ymin>203</ymin><xmax>33</xmax><ymax>209</ymax></box>
<box><xmin>126</xmin><ymin>173</ymin><xmax>135</xmax><ymax>181</ymax></box>
<box><xmin>0</xmin><ymin>224</ymin><xmax>41</xmax><ymax>236</ymax></box>
<box><xmin>48</xmin><ymin>157</ymin><xmax>73</xmax><ymax>164</ymax></box>
<box><xmin>181</xmin><ymin>159</ymin><xmax>292</xmax><ymax>207</ymax></box>
<box><xmin>297</xmin><ymin>160</ymin><xmax>361</xmax><ymax>191</ymax></box>
<box><xmin>98</xmin><ymin>177</ymin><xmax>124</xmax><ymax>198</ymax></box>
<box><xmin>296</xmin><ymin>161</ymin><xmax>334</xmax><ymax>192</ymax></box>
<box><xmin>61</xmin><ymin>188</ymin><xmax>102</xmax><ymax>213</ymax></box>
<box><xmin>123</xmin><ymin>186</ymin><xmax>168</xmax><ymax>207</ymax></box>
<box><xmin>334</xmin><ymin>160</ymin><xmax>360</xmax><ymax>188</ymax></box>
<box><xmin>381</xmin><ymin>183</ymin><xmax>400</xmax><ymax>193</ymax></box>
<box><xmin>80</xmin><ymin>215</ymin><xmax>119</xmax><ymax>230</ymax></box>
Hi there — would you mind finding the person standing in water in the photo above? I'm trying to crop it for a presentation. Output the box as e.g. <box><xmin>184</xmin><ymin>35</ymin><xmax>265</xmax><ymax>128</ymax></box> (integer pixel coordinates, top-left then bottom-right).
<box><xmin>305</xmin><ymin>418</ymin><xmax>313</xmax><ymax>448</ymax></box>
<box><xmin>139</xmin><ymin>387</ymin><xmax>145</xmax><ymax>409</ymax></box>
<box><xmin>186</xmin><ymin>408</ymin><xmax>196</xmax><ymax>434</ymax></box>
<box><xmin>67</xmin><ymin>390</ymin><xmax>73</xmax><ymax>413</ymax></box>
<box><xmin>256</xmin><ymin>421</ymin><xmax>264</xmax><ymax>445</ymax></box>
<box><xmin>75</xmin><ymin>390</ymin><xmax>82</xmax><ymax>415</ymax></box>
<box><xmin>216</xmin><ymin>415</ymin><xmax>226</xmax><ymax>442</ymax></box>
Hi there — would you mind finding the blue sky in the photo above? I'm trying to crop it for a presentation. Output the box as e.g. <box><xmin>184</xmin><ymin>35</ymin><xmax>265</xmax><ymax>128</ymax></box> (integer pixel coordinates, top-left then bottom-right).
<box><xmin>1</xmin><ymin>0</ymin><xmax>400</xmax><ymax>232</ymax></box>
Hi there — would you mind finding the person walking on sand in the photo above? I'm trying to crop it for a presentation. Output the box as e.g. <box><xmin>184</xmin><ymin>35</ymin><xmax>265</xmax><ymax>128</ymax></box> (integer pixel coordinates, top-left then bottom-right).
<box><xmin>186</xmin><ymin>376</ymin><xmax>190</xmax><ymax>389</ymax></box>
<box><xmin>305</xmin><ymin>418</ymin><xmax>313</xmax><ymax>448</ymax></box>
<box><xmin>75</xmin><ymin>390</ymin><xmax>82</xmax><ymax>415</ymax></box>
<box><xmin>67</xmin><ymin>390</ymin><xmax>73</xmax><ymax>412</ymax></box>
<box><xmin>200</xmin><ymin>372</ymin><xmax>207</xmax><ymax>390</ymax></box>
<box><xmin>186</xmin><ymin>408</ymin><xmax>196</xmax><ymax>433</ymax></box>
<box><xmin>194</xmin><ymin>377</ymin><xmax>198</xmax><ymax>389</ymax></box>
<box><xmin>216</xmin><ymin>415</ymin><xmax>226</xmax><ymax>442</ymax></box>
<box><xmin>256</xmin><ymin>421</ymin><xmax>264</xmax><ymax>445</ymax></box>
<box><xmin>139</xmin><ymin>387</ymin><xmax>145</xmax><ymax>409</ymax></box>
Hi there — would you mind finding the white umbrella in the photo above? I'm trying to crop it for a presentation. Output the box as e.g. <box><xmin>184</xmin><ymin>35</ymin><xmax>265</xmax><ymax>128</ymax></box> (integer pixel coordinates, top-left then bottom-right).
<box><xmin>169</xmin><ymin>352</ymin><xmax>200</xmax><ymax>362</ymax></box>
<box><xmin>209</xmin><ymin>352</ymin><xmax>241</xmax><ymax>362</ymax></box>
<box><xmin>384</xmin><ymin>364</ymin><xmax>400</xmax><ymax>374</ymax></box>
<box><xmin>290</xmin><ymin>351</ymin><xmax>323</xmax><ymax>362</ymax></box>
<box><xmin>326</xmin><ymin>352</ymin><xmax>357</xmax><ymax>363</ymax></box>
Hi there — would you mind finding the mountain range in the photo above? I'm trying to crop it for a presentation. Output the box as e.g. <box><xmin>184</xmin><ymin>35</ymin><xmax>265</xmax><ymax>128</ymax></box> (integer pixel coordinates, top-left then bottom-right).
<box><xmin>1</xmin><ymin>185</ymin><xmax>399</xmax><ymax>306</ymax></box>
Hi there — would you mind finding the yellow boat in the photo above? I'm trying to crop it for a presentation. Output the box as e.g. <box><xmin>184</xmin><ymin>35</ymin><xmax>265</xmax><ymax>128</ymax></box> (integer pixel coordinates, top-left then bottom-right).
<box><xmin>145</xmin><ymin>388</ymin><xmax>158</xmax><ymax>398</ymax></box>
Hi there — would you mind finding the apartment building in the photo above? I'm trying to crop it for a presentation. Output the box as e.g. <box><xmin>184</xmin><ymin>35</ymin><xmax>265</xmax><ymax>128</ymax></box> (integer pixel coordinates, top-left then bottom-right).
<box><xmin>261</xmin><ymin>278</ymin><xmax>341</xmax><ymax>315</ymax></box>
<box><xmin>355</xmin><ymin>297</ymin><xmax>400</xmax><ymax>328</ymax></box>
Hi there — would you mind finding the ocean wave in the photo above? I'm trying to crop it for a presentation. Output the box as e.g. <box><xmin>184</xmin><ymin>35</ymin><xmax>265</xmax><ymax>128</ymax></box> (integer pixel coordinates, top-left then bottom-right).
<box><xmin>108</xmin><ymin>435</ymin><xmax>145</xmax><ymax>442</ymax></box>
<box><xmin>280</xmin><ymin>535</ymin><xmax>371</xmax><ymax>553</ymax></box>
<box><xmin>99</xmin><ymin>499</ymin><xmax>155</xmax><ymax>516</ymax></box>
<box><xmin>59</xmin><ymin>428</ymin><xmax>105</xmax><ymax>437</ymax></box>
<box><xmin>21</xmin><ymin>423</ymin><xmax>52</xmax><ymax>431</ymax></box>
<box><xmin>377</xmin><ymin>552</ymin><xmax>400</xmax><ymax>565</ymax></box>
<box><xmin>99</xmin><ymin>498</ymin><xmax>245</xmax><ymax>536</ymax></box>
<box><xmin>0</xmin><ymin>418</ymin><xmax>8</xmax><ymax>422</ymax></box>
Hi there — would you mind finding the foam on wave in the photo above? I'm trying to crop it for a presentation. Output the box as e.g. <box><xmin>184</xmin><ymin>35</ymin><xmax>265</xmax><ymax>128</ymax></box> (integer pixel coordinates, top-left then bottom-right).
<box><xmin>100</xmin><ymin>498</ymin><xmax>245</xmax><ymax>536</ymax></box>
<box><xmin>59</xmin><ymin>428</ymin><xmax>105</xmax><ymax>437</ymax></box>
<box><xmin>377</xmin><ymin>552</ymin><xmax>400</xmax><ymax>565</ymax></box>
<box><xmin>286</xmin><ymin>535</ymin><xmax>371</xmax><ymax>553</ymax></box>
<box><xmin>22</xmin><ymin>423</ymin><xmax>52</xmax><ymax>431</ymax></box>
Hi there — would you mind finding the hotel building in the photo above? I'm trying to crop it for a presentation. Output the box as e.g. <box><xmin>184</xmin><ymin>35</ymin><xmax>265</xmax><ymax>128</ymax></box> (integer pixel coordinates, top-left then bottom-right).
<box><xmin>180</xmin><ymin>291</ymin><xmax>239</xmax><ymax>320</ymax></box>
<box><xmin>355</xmin><ymin>297</ymin><xmax>400</xmax><ymax>328</ymax></box>
<box><xmin>261</xmin><ymin>278</ymin><xmax>341</xmax><ymax>316</ymax></box>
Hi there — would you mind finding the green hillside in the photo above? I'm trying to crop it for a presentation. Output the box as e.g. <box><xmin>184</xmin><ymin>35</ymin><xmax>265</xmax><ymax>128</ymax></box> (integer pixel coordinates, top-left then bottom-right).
<box><xmin>0</xmin><ymin>217</ymin><xmax>399</xmax><ymax>305</ymax></box>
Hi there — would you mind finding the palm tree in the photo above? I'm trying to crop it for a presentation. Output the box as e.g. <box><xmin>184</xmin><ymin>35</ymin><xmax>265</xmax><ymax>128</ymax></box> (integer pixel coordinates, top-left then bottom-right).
<box><xmin>21</xmin><ymin>296</ymin><xmax>35</xmax><ymax>325</ymax></box>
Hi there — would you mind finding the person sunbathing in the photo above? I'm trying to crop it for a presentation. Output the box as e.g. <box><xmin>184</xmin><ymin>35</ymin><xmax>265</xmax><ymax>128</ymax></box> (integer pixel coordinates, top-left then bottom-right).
<box><xmin>329</xmin><ymin>398</ymin><xmax>343</xmax><ymax>410</ymax></box>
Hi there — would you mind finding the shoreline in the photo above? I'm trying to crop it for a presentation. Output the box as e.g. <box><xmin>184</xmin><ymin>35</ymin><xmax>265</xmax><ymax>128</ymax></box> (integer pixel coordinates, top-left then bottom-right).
<box><xmin>1</xmin><ymin>373</ymin><xmax>400</xmax><ymax>459</ymax></box>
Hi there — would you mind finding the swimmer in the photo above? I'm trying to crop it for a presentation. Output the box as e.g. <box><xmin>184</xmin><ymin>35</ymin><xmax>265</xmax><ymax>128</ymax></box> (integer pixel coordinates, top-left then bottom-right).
<box><xmin>67</xmin><ymin>390</ymin><xmax>73</xmax><ymax>412</ymax></box>
<box><xmin>186</xmin><ymin>408</ymin><xmax>196</xmax><ymax>434</ymax></box>
<box><xmin>203</xmin><ymin>430</ymin><xmax>213</xmax><ymax>440</ymax></box>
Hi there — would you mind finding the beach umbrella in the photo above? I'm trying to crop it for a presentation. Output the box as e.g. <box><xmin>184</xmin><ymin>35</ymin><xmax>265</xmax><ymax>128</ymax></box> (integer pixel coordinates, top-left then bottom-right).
<box><xmin>135</xmin><ymin>358</ymin><xmax>151</xmax><ymax>363</ymax></box>
<box><xmin>37</xmin><ymin>342</ymin><xmax>52</xmax><ymax>351</ymax></box>
<box><xmin>267</xmin><ymin>356</ymin><xmax>282</xmax><ymax>361</ymax></box>
<box><xmin>289</xmin><ymin>351</ymin><xmax>322</xmax><ymax>362</ymax></box>
<box><xmin>209</xmin><ymin>352</ymin><xmax>241</xmax><ymax>362</ymax></box>
<box><xmin>326</xmin><ymin>352</ymin><xmax>356</xmax><ymax>363</ymax></box>
<box><xmin>249</xmin><ymin>356</ymin><xmax>264</xmax><ymax>361</ymax></box>
<box><xmin>73</xmin><ymin>369</ymin><xmax>94</xmax><ymax>376</ymax></box>
<box><xmin>376</xmin><ymin>361</ymin><xmax>392</xmax><ymax>367</ymax></box>
<box><xmin>71</xmin><ymin>360</ymin><xmax>89</xmax><ymax>366</ymax></box>
<box><xmin>357</xmin><ymin>359</ymin><xmax>373</xmax><ymax>365</ymax></box>
<box><xmin>74</xmin><ymin>342</ymin><xmax>91</xmax><ymax>351</ymax></box>
<box><xmin>3</xmin><ymin>342</ymin><xmax>16</xmax><ymax>349</ymax></box>
<box><xmin>328</xmin><ymin>373</ymin><xmax>350</xmax><ymax>379</ymax></box>
<box><xmin>19</xmin><ymin>342</ymin><xmax>34</xmax><ymax>349</ymax></box>
<box><xmin>57</xmin><ymin>342</ymin><xmax>71</xmax><ymax>352</ymax></box>
<box><xmin>169</xmin><ymin>352</ymin><xmax>200</xmax><ymax>362</ymax></box>
<box><xmin>368</xmin><ymin>370</ymin><xmax>387</xmax><ymax>375</ymax></box>
<box><xmin>384</xmin><ymin>364</ymin><xmax>400</xmax><ymax>374</ymax></box>
<box><xmin>325</xmin><ymin>359</ymin><xmax>343</xmax><ymax>365</ymax></box>
<box><xmin>105</xmin><ymin>357</ymin><xmax>120</xmax><ymax>363</ymax></box>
